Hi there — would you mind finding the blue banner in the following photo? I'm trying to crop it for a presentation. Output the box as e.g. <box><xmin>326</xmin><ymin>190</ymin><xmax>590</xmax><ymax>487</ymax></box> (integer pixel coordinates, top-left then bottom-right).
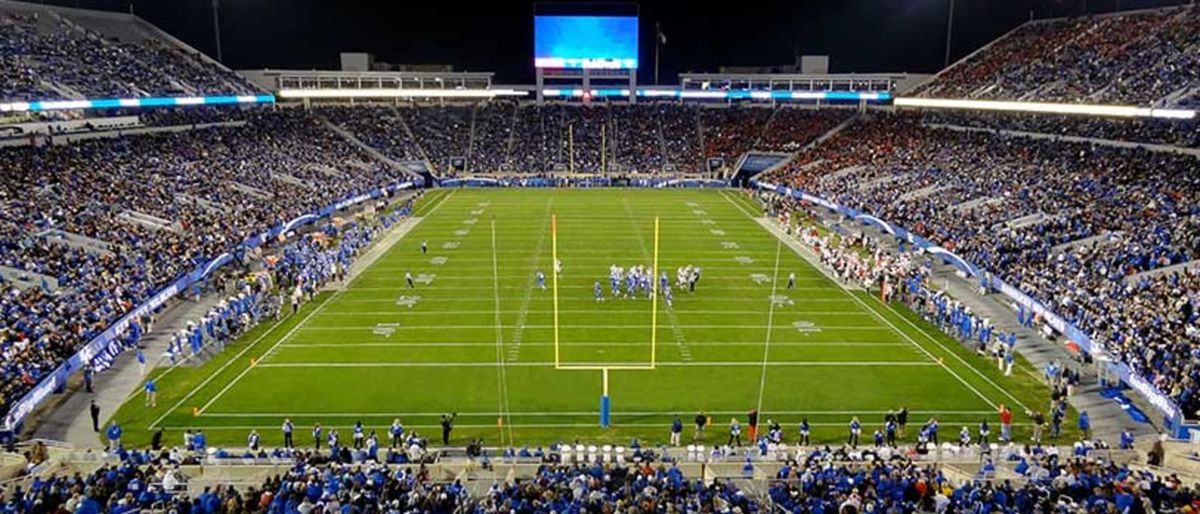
<box><xmin>752</xmin><ymin>180</ymin><xmax>1183</xmax><ymax>427</ymax></box>
<box><xmin>2</xmin><ymin>180</ymin><xmax>419</xmax><ymax>431</ymax></box>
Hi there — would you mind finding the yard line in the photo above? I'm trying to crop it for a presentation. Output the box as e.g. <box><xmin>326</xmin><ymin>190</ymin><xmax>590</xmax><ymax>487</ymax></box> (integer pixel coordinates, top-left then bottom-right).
<box><xmin>168</xmin><ymin>421</ymin><xmax>1038</xmax><ymax>430</ymax></box>
<box><xmin>313</xmin><ymin>309</ymin><xmax>868</xmax><ymax>316</ymax></box>
<box><xmin>507</xmin><ymin>197</ymin><xmax>554</xmax><ymax>365</ymax></box>
<box><xmin>345</xmin><ymin>285</ymin><xmax>835</xmax><ymax>291</ymax></box>
<box><xmin>146</xmin><ymin>212</ymin><xmax>434</xmax><ymax>429</ymax></box>
<box><xmin>297</xmin><ymin>324</ymin><xmax>891</xmax><ymax>330</ymax></box>
<box><xmin>332</xmin><ymin>297</ymin><xmax>857</xmax><ymax>304</ymax></box>
<box><xmin>199</xmin><ymin>409</ymin><xmax>997</xmax><ymax>418</ymax></box>
<box><xmin>490</xmin><ymin>217</ymin><xmax>515</xmax><ymax>446</ymax></box>
<box><xmin>620</xmin><ymin>197</ymin><xmax>686</xmax><ymax>363</ymax></box>
<box><xmin>755</xmin><ymin>237</ymin><xmax>785</xmax><ymax>417</ymax></box>
<box><xmin>727</xmin><ymin>195</ymin><xmax>1004</xmax><ymax>410</ymax></box>
<box><xmin>196</xmin><ymin>290</ymin><xmax>342</xmax><ymax>414</ymax></box>
<box><xmin>363</xmin><ymin>267</ymin><xmax>830</xmax><ymax>274</ymax></box>
<box><xmin>255</xmin><ymin>361</ymin><xmax>937</xmax><ymax>368</ymax></box>
<box><xmin>194</xmin><ymin>194</ymin><xmax>457</xmax><ymax>417</ymax></box>
<box><xmin>280</xmin><ymin>341</ymin><xmax>911</xmax><ymax>348</ymax></box>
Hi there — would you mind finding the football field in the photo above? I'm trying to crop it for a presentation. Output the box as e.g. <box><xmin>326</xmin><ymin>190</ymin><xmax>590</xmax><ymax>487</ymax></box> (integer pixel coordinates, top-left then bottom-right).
<box><xmin>113</xmin><ymin>188</ymin><xmax>1055</xmax><ymax>447</ymax></box>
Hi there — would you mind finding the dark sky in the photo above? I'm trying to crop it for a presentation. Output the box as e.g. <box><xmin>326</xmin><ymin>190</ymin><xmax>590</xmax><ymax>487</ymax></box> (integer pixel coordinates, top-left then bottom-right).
<box><xmin>36</xmin><ymin>0</ymin><xmax>1190</xmax><ymax>83</ymax></box>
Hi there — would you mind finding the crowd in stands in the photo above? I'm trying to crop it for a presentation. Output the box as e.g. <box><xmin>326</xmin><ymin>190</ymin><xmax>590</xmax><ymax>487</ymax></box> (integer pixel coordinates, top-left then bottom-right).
<box><xmin>0</xmin><ymin>8</ymin><xmax>256</xmax><ymax>102</ymax></box>
<box><xmin>318</xmin><ymin>105</ymin><xmax>425</xmax><ymax>162</ymax></box>
<box><xmin>475</xmin><ymin>462</ymin><xmax>759</xmax><ymax>514</ymax></box>
<box><xmin>7</xmin><ymin>442</ymin><xmax>1200</xmax><ymax>514</ymax></box>
<box><xmin>761</xmin><ymin>112</ymin><xmax>1200</xmax><ymax>420</ymax></box>
<box><xmin>0</xmin><ymin>108</ymin><xmax>412</xmax><ymax>420</ymax></box>
<box><xmin>922</xmin><ymin>111</ymin><xmax>1200</xmax><ymax>150</ymax></box>
<box><xmin>403</xmin><ymin>105</ymin><xmax>472</xmax><ymax>174</ymax></box>
<box><xmin>769</xmin><ymin>448</ymin><xmax>1196</xmax><ymax>514</ymax></box>
<box><xmin>328</xmin><ymin>102</ymin><xmax>848</xmax><ymax>176</ymax></box>
<box><xmin>916</xmin><ymin>4</ymin><xmax>1200</xmax><ymax>106</ymax></box>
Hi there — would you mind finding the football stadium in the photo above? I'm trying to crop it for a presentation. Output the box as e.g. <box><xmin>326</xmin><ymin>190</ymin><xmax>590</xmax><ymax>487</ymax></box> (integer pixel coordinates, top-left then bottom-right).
<box><xmin>0</xmin><ymin>0</ymin><xmax>1199</xmax><ymax>512</ymax></box>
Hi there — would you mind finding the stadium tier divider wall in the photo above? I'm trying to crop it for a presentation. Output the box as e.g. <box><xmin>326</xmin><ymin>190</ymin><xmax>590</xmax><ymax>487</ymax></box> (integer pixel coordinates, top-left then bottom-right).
<box><xmin>751</xmin><ymin>179</ymin><xmax>1188</xmax><ymax>437</ymax></box>
<box><xmin>0</xmin><ymin>180</ymin><xmax>422</xmax><ymax>434</ymax></box>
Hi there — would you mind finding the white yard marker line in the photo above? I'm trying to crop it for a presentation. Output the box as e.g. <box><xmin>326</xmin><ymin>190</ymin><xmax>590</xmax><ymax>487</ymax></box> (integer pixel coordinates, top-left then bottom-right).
<box><xmin>158</xmin><ymin>193</ymin><xmax>456</xmax><ymax>426</ymax></box>
<box><xmin>507</xmin><ymin>198</ymin><xmax>554</xmax><ymax>363</ymax></box>
<box><xmin>279</xmin><ymin>341</ymin><xmax>913</xmax><ymax>348</ymax></box>
<box><xmin>147</xmin><ymin>207</ymin><xmax>440</xmax><ymax>429</ymax></box>
<box><xmin>314</xmin><ymin>309</ymin><xmax>867</xmax><ymax>316</ymax></box>
<box><xmin>195</xmin><ymin>291</ymin><xmax>341</xmax><ymax>414</ymax></box>
<box><xmin>622</xmin><ymin>198</ymin><xmax>686</xmax><ymax>363</ymax></box>
<box><xmin>721</xmin><ymin>193</ymin><xmax>1002</xmax><ymax>411</ymax></box>
<box><xmin>873</xmin><ymin>297</ymin><xmax>1030</xmax><ymax>411</ymax></box>
<box><xmin>298</xmin><ymin>323</ymin><xmax>889</xmax><ymax>330</ymax></box>
<box><xmin>164</xmin><ymin>421</ymin><xmax>1039</xmax><ymax>430</ymax></box>
<box><xmin>755</xmin><ymin>238</ymin><xmax>785</xmax><ymax>417</ymax></box>
<box><xmin>256</xmin><ymin>361</ymin><xmax>936</xmax><ymax>368</ymax></box>
<box><xmin>489</xmin><ymin>217</ymin><xmax>514</xmax><ymax>445</ymax></box>
<box><xmin>199</xmin><ymin>409</ymin><xmax>998</xmax><ymax>418</ymax></box>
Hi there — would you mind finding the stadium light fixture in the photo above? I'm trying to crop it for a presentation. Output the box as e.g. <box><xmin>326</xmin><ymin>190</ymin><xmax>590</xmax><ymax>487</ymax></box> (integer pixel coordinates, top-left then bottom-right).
<box><xmin>893</xmin><ymin>97</ymin><xmax>1196</xmax><ymax>120</ymax></box>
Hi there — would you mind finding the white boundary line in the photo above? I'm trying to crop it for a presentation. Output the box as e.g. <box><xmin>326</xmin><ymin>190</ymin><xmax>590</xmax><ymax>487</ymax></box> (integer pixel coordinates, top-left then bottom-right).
<box><xmin>489</xmin><ymin>217</ymin><xmax>514</xmax><ymax>444</ymax></box>
<box><xmin>149</xmin><ymin>192</ymin><xmax>454</xmax><ymax>428</ymax></box>
<box><xmin>722</xmin><ymin>193</ymin><xmax>1001</xmax><ymax>410</ymax></box>
<box><xmin>198</xmin><ymin>409</ymin><xmax>997</xmax><ymax>417</ymax></box>
<box><xmin>254</xmin><ymin>361</ymin><xmax>937</xmax><ymax>368</ymax></box>
<box><xmin>754</xmin><ymin>237</ymin><xmax>784</xmax><ymax>416</ymax></box>
<box><xmin>196</xmin><ymin>291</ymin><xmax>341</xmax><ymax>414</ymax></box>
<box><xmin>276</xmin><ymin>341</ymin><xmax>914</xmax><ymax>348</ymax></box>
<box><xmin>312</xmin><ymin>309</ymin><xmax>867</xmax><ymax>316</ymax></box>
<box><xmin>294</xmin><ymin>323</ymin><xmax>890</xmax><ymax>330</ymax></box>
<box><xmin>166</xmin><ymin>421</ymin><xmax>1040</xmax><ymax>430</ymax></box>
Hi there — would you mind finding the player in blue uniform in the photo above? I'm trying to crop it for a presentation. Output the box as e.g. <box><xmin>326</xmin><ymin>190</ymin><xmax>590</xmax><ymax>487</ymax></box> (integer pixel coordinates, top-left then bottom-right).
<box><xmin>664</xmin><ymin>285</ymin><xmax>673</xmax><ymax>307</ymax></box>
<box><xmin>594</xmin><ymin>281</ymin><xmax>603</xmax><ymax>302</ymax></box>
<box><xmin>536</xmin><ymin>271</ymin><xmax>546</xmax><ymax>290</ymax></box>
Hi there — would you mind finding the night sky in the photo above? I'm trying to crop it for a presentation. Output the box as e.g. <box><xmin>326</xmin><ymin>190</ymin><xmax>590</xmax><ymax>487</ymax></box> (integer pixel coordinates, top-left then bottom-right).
<box><xmin>33</xmin><ymin>0</ymin><xmax>1191</xmax><ymax>83</ymax></box>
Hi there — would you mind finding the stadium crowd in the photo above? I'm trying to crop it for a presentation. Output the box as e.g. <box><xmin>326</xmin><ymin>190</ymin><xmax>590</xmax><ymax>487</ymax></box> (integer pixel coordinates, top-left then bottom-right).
<box><xmin>0</xmin><ymin>9</ymin><xmax>256</xmax><ymax>101</ymax></box>
<box><xmin>326</xmin><ymin>103</ymin><xmax>850</xmax><ymax>176</ymax></box>
<box><xmin>768</xmin><ymin>448</ymin><xmax>1195</xmax><ymax>514</ymax></box>
<box><xmin>922</xmin><ymin>111</ymin><xmax>1200</xmax><ymax>150</ymax></box>
<box><xmin>5</xmin><ymin>443</ymin><xmax>1198</xmax><ymax>514</ymax></box>
<box><xmin>916</xmin><ymin>4</ymin><xmax>1200</xmax><ymax>106</ymax></box>
<box><xmin>0</xmin><ymin>108</ymin><xmax>413</xmax><ymax>419</ymax></box>
<box><xmin>761</xmin><ymin>112</ymin><xmax>1200</xmax><ymax>420</ymax></box>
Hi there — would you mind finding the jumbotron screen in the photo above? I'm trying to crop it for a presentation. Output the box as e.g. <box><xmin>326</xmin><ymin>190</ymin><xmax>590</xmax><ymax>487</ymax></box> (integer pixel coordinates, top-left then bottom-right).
<box><xmin>534</xmin><ymin>15</ymin><xmax>638</xmax><ymax>69</ymax></box>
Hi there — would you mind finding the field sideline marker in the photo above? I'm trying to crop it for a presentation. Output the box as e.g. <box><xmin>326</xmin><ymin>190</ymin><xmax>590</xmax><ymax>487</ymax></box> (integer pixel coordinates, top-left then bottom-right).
<box><xmin>754</xmin><ymin>237</ymin><xmax>785</xmax><ymax>418</ymax></box>
<box><xmin>148</xmin><ymin>192</ymin><xmax>454</xmax><ymax>429</ymax></box>
<box><xmin>489</xmin><ymin>217</ymin><xmax>515</xmax><ymax>445</ymax></box>
<box><xmin>721</xmin><ymin>192</ymin><xmax>1003</xmax><ymax>410</ymax></box>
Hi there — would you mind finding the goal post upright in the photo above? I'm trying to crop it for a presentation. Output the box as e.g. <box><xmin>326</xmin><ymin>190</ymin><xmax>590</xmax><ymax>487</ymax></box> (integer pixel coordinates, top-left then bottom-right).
<box><xmin>551</xmin><ymin>214</ymin><xmax>660</xmax><ymax>427</ymax></box>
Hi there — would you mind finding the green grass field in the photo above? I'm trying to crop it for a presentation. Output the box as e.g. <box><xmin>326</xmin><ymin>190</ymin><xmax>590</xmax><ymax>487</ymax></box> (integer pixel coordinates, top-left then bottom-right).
<box><xmin>112</xmin><ymin>188</ymin><xmax>1064</xmax><ymax>448</ymax></box>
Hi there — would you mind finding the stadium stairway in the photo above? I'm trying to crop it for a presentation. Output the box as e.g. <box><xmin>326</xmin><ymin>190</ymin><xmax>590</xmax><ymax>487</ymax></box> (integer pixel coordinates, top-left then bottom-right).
<box><xmin>783</xmin><ymin>205</ymin><xmax>1159</xmax><ymax>444</ymax></box>
<box><xmin>319</xmin><ymin>116</ymin><xmax>425</xmax><ymax>178</ymax></box>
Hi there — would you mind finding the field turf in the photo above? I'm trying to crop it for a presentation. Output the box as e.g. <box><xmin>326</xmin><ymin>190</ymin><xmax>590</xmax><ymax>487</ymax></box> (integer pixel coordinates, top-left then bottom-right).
<box><xmin>111</xmin><ymin>188</ymin><xmax>1062</xmax><ymax>448</ymax></box>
